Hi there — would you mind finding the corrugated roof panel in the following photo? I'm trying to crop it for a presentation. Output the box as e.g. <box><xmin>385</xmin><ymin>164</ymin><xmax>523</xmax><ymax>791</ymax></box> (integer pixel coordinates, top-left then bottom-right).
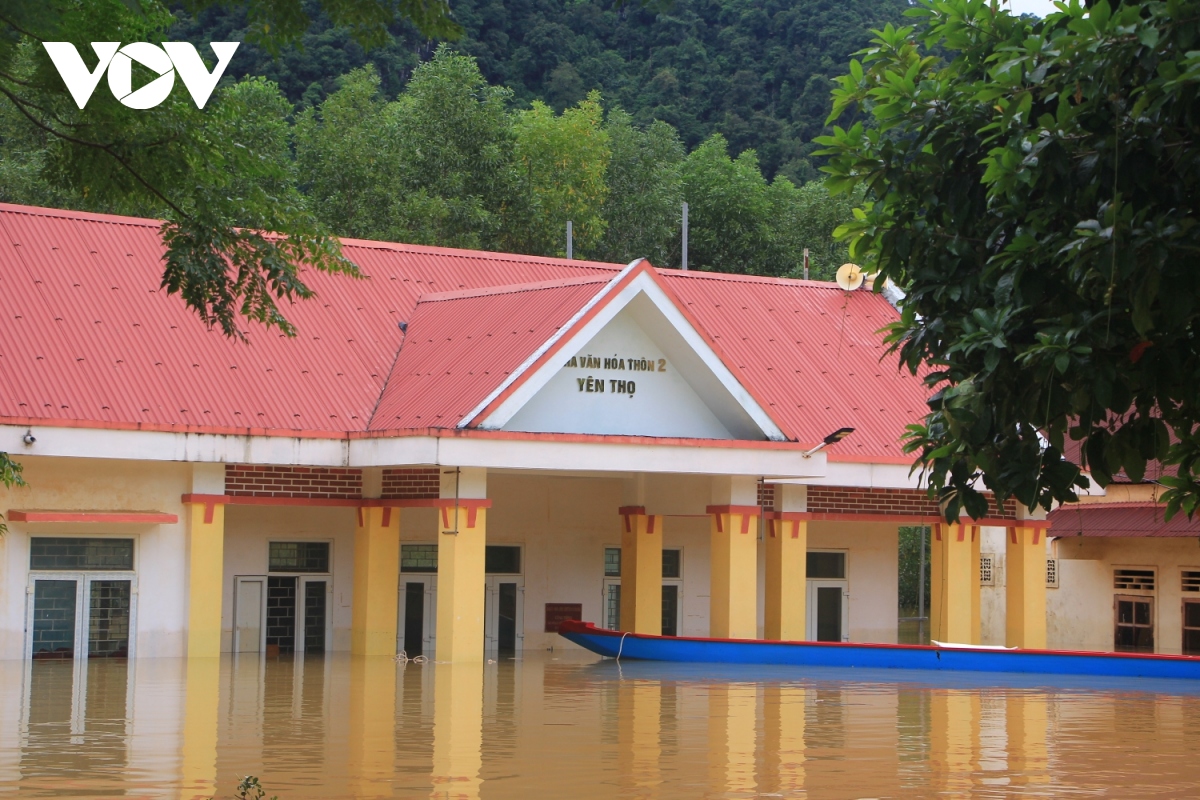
<box><xmin>1048</xmin><ymin>502</ymin><xmax>1200</xmax><ymax>537</ymax></box>
<box><xmin>369</xmin><ymin>278</ymin><xmax>609</xmax><ymax>430</ymax></box>
<box><xmin>0</xmin><ymin>203</ymin><xmax>617</xmax><ymax>434</ymax></box>
<box><xmin>662</xmin><ymin>270</ymin><xmax>929</xmax><ymax>461</ymax></box>
<box><xmin>0</xmin><ymin>203</ymin><xmax>934</xmax><ymax>462</ymax></box>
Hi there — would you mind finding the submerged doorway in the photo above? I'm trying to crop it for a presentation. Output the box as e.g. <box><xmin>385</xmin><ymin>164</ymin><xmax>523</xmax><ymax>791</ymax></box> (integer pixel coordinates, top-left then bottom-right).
<box><xmin>807</xmin><ymin>551</ymin><xmax>849</xmax><ymax>642</ymax></box>
<box><xmin>233</xmin><ymin>541</ymin><xmax>332</xmax><ymax>655</ymax></box>
<box><xmin>485</xmin><ymin>546</ymin><xmax>524</xmax><ymax>655</ymax></box>
<box><xmin>26</xmin><ymin>538</ymin><xmax>136</xmax><ymax>660</ymax></box>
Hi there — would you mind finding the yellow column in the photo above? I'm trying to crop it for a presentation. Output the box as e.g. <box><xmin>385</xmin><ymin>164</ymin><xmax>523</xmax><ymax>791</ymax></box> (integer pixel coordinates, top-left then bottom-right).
<box><xmin>929</xmin><ymin>523</ymin><xmax>980</xmax><ymax>645</ymax></box>
<box><xmin>178</xmin><ymin>656</ymin><xmax>220</xmax><ymax>800</ymax></box>
<box><xmin>708</xmin><ymin>505</ymin><xmax>759</xmax><ymax>639</ymax></box>
<box><xmin>765</xmin><ymin>515</ymin><xmax>807</xmax><ymax>641</ymax></box>
<box><xmin>186</xmin><ymin>499</ymin><xmax>225</xmax><ymax>658</ymax></box>
<box><xmin>430</xmin><ymin>661</ymin><xmax>484</xmax><ymax>800</ymax></box>
<box><xmin>619</xmin><ymin>507</ymin><xmax>663</xmax><ymax>635</ymax></box>
<box><xmin>929</xmin><ymin>690</ymin><xmax>979</xmax><ymax>794</ymax></box>
<box><xmin>351</xmin><ymin>506</ymin><xmax>401</xmax><ymax>656</ymax></box>
<box><xmin>708</xmin><ymin>682</ymin><xmax>758</xmax><ymax>795</ymax></box>
<box><xmin>436</xmin><ymin>503</ymin><xmax>489</xmax><ymax>663</ymax></box>
<box><xmin>1006</xmin><ymin>691</ymin><xmax>1048</xmax><ymax>787</ymax></box>
<box><xmin>348</xmin><ymin>655</ymin><xmax>397</xmax><ymax>796</ymax></box>
<box><xmin>762</xmin><ymin>683</ymin><xmax>806</xmax><ymax>795</ymax></box>
<box><xmin>1006</xmin><ymin>527</ymin><xmax>1048</xmax><ymax>649</ymax></box>
<box><xmin>617</xmin><ymin>679</ymin><xmax>662</xmax><ymax>794</ymax></box>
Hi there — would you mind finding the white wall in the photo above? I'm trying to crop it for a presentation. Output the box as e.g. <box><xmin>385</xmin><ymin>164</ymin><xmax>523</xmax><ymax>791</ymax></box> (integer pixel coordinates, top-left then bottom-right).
<box><xmin>220</xmin><ymin>505</ymin><xmax>357</xmax><ymax>652</ymax></box>
<box><xmin>1050</xmin><ymin>537</ymin><xmax>1200</xmax><ymax>655</ymax></box>
<box><xmin>0</xmin><ymin>456</ymin><xmax>192</xmax><ymax>659</ymax></box>
<box><xmin>809</xmin><ymin>521</ymin><xmax>899</xmax><ymax>643</ymax></box>
<box><xmin>503</xmin><ymin>308</ymin><xmax>735</xmax><ymax>439</ymax></box>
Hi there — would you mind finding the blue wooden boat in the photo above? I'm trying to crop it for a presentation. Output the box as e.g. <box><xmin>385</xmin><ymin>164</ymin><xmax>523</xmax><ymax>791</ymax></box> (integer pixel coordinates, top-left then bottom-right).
<box><xmin>557</xmin><ymin>620</ymin><xmax>1200</xmax><ymax>680</ymax></box>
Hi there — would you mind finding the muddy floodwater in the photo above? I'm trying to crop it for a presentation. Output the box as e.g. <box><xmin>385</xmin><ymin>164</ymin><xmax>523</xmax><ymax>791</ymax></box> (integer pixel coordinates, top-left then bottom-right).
<box><xmin>4</xmin><ymin>651</ymin><xmax>1200</xmax><ymax>798</ymax></box>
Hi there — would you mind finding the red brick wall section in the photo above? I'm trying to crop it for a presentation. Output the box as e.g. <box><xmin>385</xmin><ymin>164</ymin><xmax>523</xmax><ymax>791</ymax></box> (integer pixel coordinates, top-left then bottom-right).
<box><xmin>382</xmin><ymin>468</ymin><xmax>441</xmax><ymax>500</ymax></box>
<box><xmin>806</xmin><ymin>487</ymin><xmax>1016</xmax><ymax>520</ymax></box>
<box><xmin>224</xmin><ymin>465</ymin><xmax>362</xmax><ymax>499</ymax></box>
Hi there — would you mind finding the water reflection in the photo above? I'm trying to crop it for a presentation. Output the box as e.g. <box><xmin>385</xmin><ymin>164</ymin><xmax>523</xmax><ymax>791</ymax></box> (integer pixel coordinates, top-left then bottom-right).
<box><xmin>6</xmin><ymin>654</ymin><xmax>1200</xmax><ymax>797</ymax></box>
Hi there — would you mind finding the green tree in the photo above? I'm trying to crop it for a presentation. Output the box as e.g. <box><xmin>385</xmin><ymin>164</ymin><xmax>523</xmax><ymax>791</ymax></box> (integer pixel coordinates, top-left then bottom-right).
<box><xmin>764</xmin><ymin>179</ymin><xmax>860</xmax><ymax>281</ymax></box>
<box><xmin>817</xmin><ymin>0</ymin><xmax>1200</xmax><ymax>519</ymax></box>
<box><xmin>679</xmin><ymin>134</ymin><xmax>773</xmax><ymax>274</ymax></box>
<box><xmin>595</xmin><ymin>109</ymin><xmax>684</xmax><ymax>268</ymax></box>
<box><xmin>390</xmin><ymin>46</ymin><xmax>515</xmax><ymax>249</ymax></box>
<box><xmin>0</xmin><ymin>0</ymin><xmax>457</xmax><ymax>340</ymax></box>
<box><xmin>507</xmin><ymin>91</ymin><xmax>611</xmax><ymax>258</ymax></box>
<box><xmin>294</xmin><ymin>66</ymin><xmax>404</xmax><ymax>240</ymax></box>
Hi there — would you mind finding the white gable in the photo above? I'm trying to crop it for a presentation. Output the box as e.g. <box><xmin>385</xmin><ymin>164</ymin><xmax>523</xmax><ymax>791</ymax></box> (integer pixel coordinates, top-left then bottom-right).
<box><xmin>468</xmin><ymin>267</ymin><xmax>785</xmax><ymax>441</ymax></box>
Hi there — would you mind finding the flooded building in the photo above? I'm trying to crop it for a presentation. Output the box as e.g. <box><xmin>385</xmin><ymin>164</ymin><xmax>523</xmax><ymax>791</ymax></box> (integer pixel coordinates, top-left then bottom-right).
<box><xmin>0</xmin><ymin>202</ymin><xmax>1065</xmax><ymax>664</ymax></box>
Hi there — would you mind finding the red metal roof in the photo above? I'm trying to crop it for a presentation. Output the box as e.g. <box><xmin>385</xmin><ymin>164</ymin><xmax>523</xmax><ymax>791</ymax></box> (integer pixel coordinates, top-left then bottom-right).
<box><xmin>661</xmin><ymin>270</ymin><xmax>929</xmax><ymax>462</ymax></box>
<box><xmin>369</xmin><ymin>276</ymin><xmax>610</xmax><ymax>430</ymax></box>
<box><xmin>1048</xmin><ymin>502</ymin><xmax>1200</xmax><ymax>537</ymax></box>
<box><xmin>0</xmin><ymin>202</ymin><xmax>932</xmax><ymax>461</ymax></box>
<box><xmin>0</xmin><ymin>203</ymin><xmax>615</xmax><ymax>435</ymax></box>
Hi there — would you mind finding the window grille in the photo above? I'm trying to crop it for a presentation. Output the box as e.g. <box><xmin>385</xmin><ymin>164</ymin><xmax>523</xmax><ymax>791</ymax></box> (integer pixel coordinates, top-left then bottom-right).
<box><xmin>1046</xmin><ymin>558</ymin><xmax>1060</xmax><ymax>588</ymax></box>
<box><xmin>268</xmin><ymin>541</ymin><xmax>330</xmax><ymax>573</ymax></box>
<box><xmin>662</xmin><ymin>549</ymin><xmax>682</xmax><ymax>579</ymax></box>
<box><xmin>1182</xmin><ymin>571</ymin><xmax>1200</xmax><ymax>593</ymax></box>
<box><xmin>979</xmin><ymin>554</ymin><xmax>995</xmax><ymax>586</ymax></box>
<box><xmin>30</xmin><ymin>538</ymin><xmax>134</xmax><ymax>571</ymax></box>
<box><xmin>401</xmin><ymin>544</ymin><xmax>437</xmax><ymax>573</ymax></box>
<box><xmin>1114</xmin><ymin>568</ymin><xmax>1155</xmax><ymax>592</ymax></box>
<box><xmin>485</xmin><ymin>545</ymin><xmax>521</xmax><ymax>574</ymax></box>
<box><xmin>604</xmin><ymin>547</ymin><xmax>621</xmax><ymax>577</ymax></box>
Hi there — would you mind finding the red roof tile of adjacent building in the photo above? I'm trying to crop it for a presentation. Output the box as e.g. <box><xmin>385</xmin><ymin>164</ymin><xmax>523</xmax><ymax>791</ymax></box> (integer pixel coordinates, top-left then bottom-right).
<box><xmin>0</xmin><ymin>202</ymin><xmax>932</xmax><ymax>462</ymax></box>
<box><xmin>1048</xmin><ymin>502</ymin><xmax>1200</xmax><ymax>537</ymax></box>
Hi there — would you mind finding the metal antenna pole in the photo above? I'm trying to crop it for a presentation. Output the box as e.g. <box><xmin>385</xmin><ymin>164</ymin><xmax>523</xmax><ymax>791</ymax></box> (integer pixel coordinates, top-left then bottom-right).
<box><xmin>681</xmin><ymin>202</ymin><xmax>689</xmax><ymax>271</ymax></box>
<box><xmin>566</xmin><ymin>221</ymin><xmax>573</xmax><ymax>260</ymax></box>
<box><xmin>803</xmin><ymin>247</ymin><xmax>810</xmax><ymax>280</ymax></box>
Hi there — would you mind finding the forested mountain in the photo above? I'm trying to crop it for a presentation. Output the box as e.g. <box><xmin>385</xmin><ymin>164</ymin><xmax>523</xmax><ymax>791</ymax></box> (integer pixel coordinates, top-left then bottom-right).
<box><xmin>1</xmin><ymin>0</ymin><xmax>905</xmax><ymax>279</ymax></box>
<box><xmin>174</xmin><ymin>0</ymin><xmax>909</xmax><ymax>182</ymax></box>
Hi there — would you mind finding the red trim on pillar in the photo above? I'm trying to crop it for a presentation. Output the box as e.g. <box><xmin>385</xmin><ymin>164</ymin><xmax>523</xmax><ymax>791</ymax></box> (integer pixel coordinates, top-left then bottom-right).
<box><xmin>646</xmin><ymin>515</ymin><xmax>656</xmax><ymax>534</ymax></box>
<box><xmin>618</xmin><ymin>506</ymin><xmax>647</xmax><ymax>515</ymax></box>
<box><xmin>956</xmin><ymin>525</ymin><xmax>966</xmax><ymax>542</ymax></box>
<box><xmin>740</xmin><ymin>514</ymin><xmax>753</xmax><ymax>535</ymax></box>
<box><xmin>467</xmin><ymin>506</ymin><xmax>480</xmax><ymax>529</ymax></box>
<box><xmin>934</xmin><ymin>524</ymin><xmax>943</xmax><ymax>542</ymax></box>
<box><xmin>381</xmin><ymin>507</ymin><xmax>392</xmax><ymax>528</ymax></box>
<box><xmin>1009</xmin><ymin>527</ymin><xmax>1018</xmax><ymax>545</ymax></box>
<box><xmin>440</xmin><ymin>506</ymin><xmax>451</xmax><ymax>529</ymax></box>
<box><xmin>357</xmin><ymin>507</ymin><xmax>364</xmax><ymax>527</ymax></box>
<box><xmin>768</xmin><ymin>519</ymin><xmax>776</xmax><ymax>538</ymax></box>
<box><xmin>791</xmin><ymin>520</ymin><xmax>800</xmax><ymax>539</ymax></box>
<box><xmin>1033</xmin><ymin>529</ymin><xmax>1041</xmax><ymax>545</ymax></box>
<box><xmin>715</xmin><ymin>514</ymin><xmax>724</xmax><ymax>534</ymax></box>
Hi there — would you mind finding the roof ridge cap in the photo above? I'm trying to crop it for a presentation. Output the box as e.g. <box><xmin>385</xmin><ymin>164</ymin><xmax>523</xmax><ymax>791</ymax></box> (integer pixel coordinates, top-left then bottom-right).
<box><xmin>417</xmin><ymin>275</ymin><xmax>611</xmax><ymax>303</ymax></box>
<box><xmin>0</xmin><ymin>202</ymin><xmax>163</xmax><ymax>227</ymax></box>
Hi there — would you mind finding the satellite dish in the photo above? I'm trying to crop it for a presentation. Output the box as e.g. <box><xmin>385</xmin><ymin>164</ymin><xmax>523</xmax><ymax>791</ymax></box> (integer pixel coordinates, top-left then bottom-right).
<box><xmin>836</xmin><ymin>263</ymin><xmax>864</xmax><ymax>291</ymax></box>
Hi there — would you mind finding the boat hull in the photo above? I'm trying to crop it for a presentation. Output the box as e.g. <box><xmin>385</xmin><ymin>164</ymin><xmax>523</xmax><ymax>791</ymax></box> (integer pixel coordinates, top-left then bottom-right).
<box><xmin>557</xmin><ymin>620</ymin><xmax>1200</xmax><ymax>680</ymax></box>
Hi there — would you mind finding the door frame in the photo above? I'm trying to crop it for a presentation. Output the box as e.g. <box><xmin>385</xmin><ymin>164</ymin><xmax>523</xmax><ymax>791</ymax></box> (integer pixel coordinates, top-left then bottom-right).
<box><xmin>1114</xmin><ymin>593</ymin><xmax>1155</xmax><ymax>652</ymax></box>
<box><xmin>397</xmin><ymin>574</ymin><xmax>438</xmax><ymax>656</ymax></box>
<box><xmin>484</xmin><ymin>575</ymin><xmax>525</xmax><ymax>651</ymax></box>
<box><xmin>233</xmin><ymin>575</ymin><xmax>269</xmax><ymax>653</ymax></box>
<box><xmin>296</xmin><ymin>575</ymin><xmax>333</xmax><ymax>654</ymax></box>
<box><xmin>25</xmin><ymin>571</ymin><xmax>139</xmax><ymax>661</ymax></box>
<box><xmin>806</xmin><ymin>579</ymin><xmax>849</xmax><ymax>642</ymax></box>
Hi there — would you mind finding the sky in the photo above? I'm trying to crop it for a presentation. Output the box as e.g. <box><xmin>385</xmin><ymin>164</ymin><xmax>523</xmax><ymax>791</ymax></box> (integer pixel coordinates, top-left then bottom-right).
<box><xmin>1003</xmin><ymin>0</ymin><xmax>1059</xmax><ymax>16</ymax></box>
